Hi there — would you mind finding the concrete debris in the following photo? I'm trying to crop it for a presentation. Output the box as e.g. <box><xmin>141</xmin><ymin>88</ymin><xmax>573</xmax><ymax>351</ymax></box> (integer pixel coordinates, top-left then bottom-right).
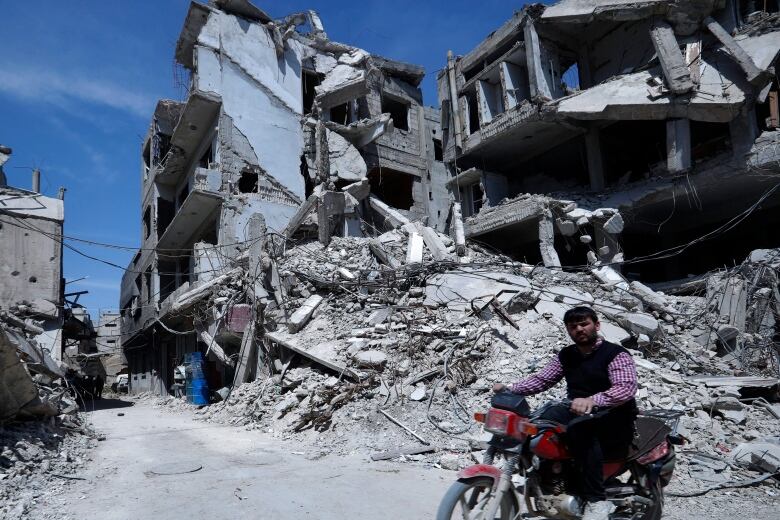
<box><xmin>288</xmin><ymin>294</ymin><xmax>324</xmax><ymax>333</ymax></box>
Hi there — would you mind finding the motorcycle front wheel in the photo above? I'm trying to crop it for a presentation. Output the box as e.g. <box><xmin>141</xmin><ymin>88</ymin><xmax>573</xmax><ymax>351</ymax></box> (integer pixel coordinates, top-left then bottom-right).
<box><xmin>435</xmin><ymin>477</ymin><xmax>519</xmax><ymax>520</ymax></box>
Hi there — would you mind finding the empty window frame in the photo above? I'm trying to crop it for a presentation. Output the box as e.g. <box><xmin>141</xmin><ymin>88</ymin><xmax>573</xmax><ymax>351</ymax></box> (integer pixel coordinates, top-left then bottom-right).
<box><xmin>381</xmin><ymin>95</ymin><xmax>410</xmax><ymax>131</ymax></box>
<box><xmin>302</xmin><ymin>70</ymin><xmax>322</xmax><ymax>115</ymax></box>
<box><xmin>463</xmin><ymin>90</ymin><xmax>480</xmax><ymax>135</ymax></box>
<box><xmin>143</xmin><ymin>206</ymin><xmax>151</xmax><ymax>240</ymax></box>
<box><xmin>432</xmin><ymin>138</ymin><xmax>443</xmax><ymax>161</ymax></box>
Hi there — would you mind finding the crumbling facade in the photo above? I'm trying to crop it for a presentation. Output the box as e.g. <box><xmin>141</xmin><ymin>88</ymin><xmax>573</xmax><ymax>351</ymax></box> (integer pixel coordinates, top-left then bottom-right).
<box><xmin>437</xmin><ymin>0</ymin><xmax>780</xmax><ymax>282</ymax></box>
<box><xmin>119</xmin><ymin>0</ymin><xmax>446</xmax><ymax>395</ymax></box>
<box><xmin>0</xmin><ymin>148</ymin><xmax>65</xmax><ymax>364</ymax></box>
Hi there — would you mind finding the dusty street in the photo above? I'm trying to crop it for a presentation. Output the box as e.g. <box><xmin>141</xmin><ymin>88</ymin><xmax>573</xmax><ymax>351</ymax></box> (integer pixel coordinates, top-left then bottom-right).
<box><xmin>30</xmin><ymin>399</ymin><xmax>452</xmax><ymax>520</ymax></box>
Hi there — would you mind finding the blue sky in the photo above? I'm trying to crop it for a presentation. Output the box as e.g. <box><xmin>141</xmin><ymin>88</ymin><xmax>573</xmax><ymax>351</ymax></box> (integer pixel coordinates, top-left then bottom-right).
<box><xmin>0</xmin><ymin>0</ymin><xmax>526</xmax><ymax>317</ymax></box>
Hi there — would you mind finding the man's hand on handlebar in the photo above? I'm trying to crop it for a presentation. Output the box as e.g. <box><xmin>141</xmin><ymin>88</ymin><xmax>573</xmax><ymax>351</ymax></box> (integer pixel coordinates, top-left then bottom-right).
<box><xmin>570</xmin><ymin>397</ymin><xmax>595</xmax><ymax>415</ymax></box>
<box><xmin>492</xmin><ymin>383</ymin><xmax>507</xmax><ymax>393</ymax></box>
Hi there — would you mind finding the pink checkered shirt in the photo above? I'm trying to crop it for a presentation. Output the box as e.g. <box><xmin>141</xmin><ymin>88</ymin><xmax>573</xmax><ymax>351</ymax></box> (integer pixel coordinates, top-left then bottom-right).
<box><xmin>509</xmin><ymin>341</ymin><xmax>637</xmax><ymax>407</ymax></box>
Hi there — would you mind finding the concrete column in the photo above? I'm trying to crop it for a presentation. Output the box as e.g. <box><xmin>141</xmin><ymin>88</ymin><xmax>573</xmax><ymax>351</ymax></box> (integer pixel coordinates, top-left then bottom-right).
<box><xmin>524</xmin><ymin>22</ymin><xmax>551</xmax><ymax>99</ymax></box>
<box><xmin>729</xmin><ymin>109</ymin><xmax>759</xmax><ymax>157</ymax></box>
<box><xmin>585</xmin><ymin>127</ymin><xmax>605</xmax><ymax>191</ymax></box>
<box><xmin>666</xmin><ymin>118</ymin><xmax>691</xmax><ymax>173</ymax></box>
<box><xmin>538</xmin><ymin>209</ymin><xmax>561</xmax><ymax>268</ymax></box>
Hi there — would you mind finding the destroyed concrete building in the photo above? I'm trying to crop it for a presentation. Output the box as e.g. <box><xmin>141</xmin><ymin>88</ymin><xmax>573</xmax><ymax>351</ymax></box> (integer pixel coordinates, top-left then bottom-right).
<box><xmin>437</xmin><ymin>0</ymin><xmax>780</xmax><ymax>282</ymax></box>
<box><xmin>118</xmin><ymin>0</ymin><xmax>447</xmax><ymax>394</ymax></box>
<box><xmin>0</xmin><ymin>148</ymin><xmax>65</xmax><ymax>364</ymax></box>
<box><xmin>0</xmin><ymin>146</ymin><xmax>82</xmax><ymax>423</ymax></box>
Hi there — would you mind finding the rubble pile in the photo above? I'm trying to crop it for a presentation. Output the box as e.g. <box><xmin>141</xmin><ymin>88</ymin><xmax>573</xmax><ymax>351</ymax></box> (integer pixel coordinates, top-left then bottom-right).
<box><xmin>0</xmin><ymin>317</ymin><xmax>98</xmax><ymax>520</ymax></box>
<box><xmin>0</xmin><ymin>416</ymin><xmax>97</xmax><ymax>520</ymax></box>
<box><xmin>148</xmin><ymin>219</ymin><xmax>780</xmax><ymax>496</ymax></box>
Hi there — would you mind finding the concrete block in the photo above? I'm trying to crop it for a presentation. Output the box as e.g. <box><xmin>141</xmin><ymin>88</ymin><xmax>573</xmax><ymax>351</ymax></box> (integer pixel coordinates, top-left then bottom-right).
<box><xmin>288</xmin><ymin>295</ymin><xmax>324</xmax><ymax>333</ymax></box>
<box><xmin>353</xmin><ymin>350</ymin><xmax>388</xmax><ymax>368</ymax></box>
<box><xmin>602</xmin><ymin>213</ymin><xmax>624</xmax><ymax>234</ymax></box>
<box><xmin>556</xmin><ymin>218</ymin><xmax>578</xmax><ymax>236</ymax></box>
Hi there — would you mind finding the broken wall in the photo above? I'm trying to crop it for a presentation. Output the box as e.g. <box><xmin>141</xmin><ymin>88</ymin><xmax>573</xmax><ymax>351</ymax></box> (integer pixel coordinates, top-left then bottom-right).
<box><xmin>0</xmin><ymin>194</ymin><xmax>63</xmax><ymax>308</ymax></box>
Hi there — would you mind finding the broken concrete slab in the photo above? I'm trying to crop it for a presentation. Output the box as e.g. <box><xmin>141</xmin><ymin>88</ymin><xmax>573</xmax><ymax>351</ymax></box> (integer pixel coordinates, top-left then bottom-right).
<box><xmin>288</xmin><ymin>294</ymin><xmax>324</xmax><ymax>333</ymax></box>
<box><xmin>0</xmin><ymin>327</ymin><xmax>41</xmax><ymax>421</ymax></box>
<box><xmin>731</xmin><ymin>441</ymin><xmax>780</xmax><ymax>473</ymax></box>
<box><xmin>324</xmin><ymin>113</ymin><xmax>394</xmax><ymax>148</ymax></box>
<box><xmin>423</xmin><ymin>268</ymin><xmax>531</xmax><ymax>311</ymax></box>
<box><xmin>266</xmin><ymin>331</ymin><xmax>361</xmax><ymax>380</ymax></box>
<box><xmin>327</xmin><ymin>130</ymin><xmax>367</xmax><ymax>182</ymax></box>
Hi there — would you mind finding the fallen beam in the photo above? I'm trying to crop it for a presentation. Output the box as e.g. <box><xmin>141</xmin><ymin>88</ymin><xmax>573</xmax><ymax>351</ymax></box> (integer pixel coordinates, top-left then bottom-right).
<box><xmin>369</xmin><ymin>196</ymin><xmax>411</xmax><ymax>229</ymax></box>
<box><xmin>649</xmin><ymin>20</ymin><xmax>694</xmax><ymax>95</ymax></box>
<box><xmin>196</xmin><ymin>327</ymin><xmax>235</xmax><ymax>368</ymax></box>
<box><xmin>705</xmin><ymin>17</ymin><xmax>763</xmax><ymax>84</ymax></box>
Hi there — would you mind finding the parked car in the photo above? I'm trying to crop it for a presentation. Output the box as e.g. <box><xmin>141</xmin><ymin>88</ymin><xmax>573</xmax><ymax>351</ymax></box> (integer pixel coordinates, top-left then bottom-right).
<box><xmin>112</xmin><ymin>374</ymin><xmax>129</xmax><ymax>394</ymax></box>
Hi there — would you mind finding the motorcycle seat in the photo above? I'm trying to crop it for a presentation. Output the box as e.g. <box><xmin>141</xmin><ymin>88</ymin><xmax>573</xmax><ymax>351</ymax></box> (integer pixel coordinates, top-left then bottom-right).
<box><xmin>625</xmin><ymin>416</ymin><xmax>671</xmax><ymax>461</ymax></box>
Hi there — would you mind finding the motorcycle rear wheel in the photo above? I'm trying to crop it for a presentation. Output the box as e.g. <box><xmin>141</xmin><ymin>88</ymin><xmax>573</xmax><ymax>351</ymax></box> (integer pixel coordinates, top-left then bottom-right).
<box><xmin>436</xmin><ymin>477</ymin><xmax>519</xmax><ymax>520</ymax></box>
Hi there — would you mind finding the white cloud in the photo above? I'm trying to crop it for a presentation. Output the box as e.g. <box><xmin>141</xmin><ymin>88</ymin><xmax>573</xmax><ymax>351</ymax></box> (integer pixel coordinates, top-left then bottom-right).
<box><xmin>0</xmin><ymin>66</ymin><xmax>154</xmax><ymax>118</ymax></box>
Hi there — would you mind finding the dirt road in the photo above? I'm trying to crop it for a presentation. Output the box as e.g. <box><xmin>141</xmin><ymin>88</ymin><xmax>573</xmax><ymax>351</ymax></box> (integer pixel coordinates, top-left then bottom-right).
<box><xmin>31</xmin><ymin>398</ymin><xmax>452</xmax><ymax>520</ymax></box>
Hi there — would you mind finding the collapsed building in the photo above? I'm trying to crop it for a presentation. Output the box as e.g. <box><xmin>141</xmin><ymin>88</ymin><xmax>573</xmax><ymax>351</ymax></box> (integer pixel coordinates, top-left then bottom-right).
<box><xmin>0</xmin><ymin>146</ymin><xmax>86</xmax><ymax>422</ymax></box>
<box><xmin>119</xmin><ymin>0</ymin><xmax>447</xmax><ymax>394</ymax></box>
<box><xmin>437</xmin><ymin>0</ymin><xmax>780</xmax><ymax>282</ymax></box>
<box><xmin>82</xmin><ymin>0</ymin><xmax>780</xmax><ymax>503</ymax></box>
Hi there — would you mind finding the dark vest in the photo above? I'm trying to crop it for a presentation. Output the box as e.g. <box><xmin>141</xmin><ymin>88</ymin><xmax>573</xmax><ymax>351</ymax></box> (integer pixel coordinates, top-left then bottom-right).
<box><xmin>558</xmin><ymin>340</ymin><xmax>637</xmax><ymax>414</ymax></box>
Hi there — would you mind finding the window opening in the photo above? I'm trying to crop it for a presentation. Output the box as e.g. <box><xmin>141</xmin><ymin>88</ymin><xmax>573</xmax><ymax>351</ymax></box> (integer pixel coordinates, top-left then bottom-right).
<box><xmin>433</xmin><ymin>138</ymin><xmax>443</xmax><ymax>161</ymax></box>
<box><xmin>198</xmin><ymin>143</ymin><xmax>214</xmax><ymax>169</ymax></box>
<box><xmin>329</xmin><ymin>103</ymin><xmax>352</xmax><ymax>125</ymax></box>
<box><xmin>465</xmin><ymin>90</ymin><xmax>480</xmax><ymax>134</ymax></box>
<box><xmin>471</xmin><ymin>183</ymin><xmax>484</xmax><ymax>215</ymax></box>
<box><xmin>381</xmin><ymin>96</ymin><xmax>410</xmax><ymax>131</ymax></box>
<box><xmin>367</xmin><ymin>167</ymin><xmax>414</xmax><ymax>210</ymax></box>
<box><xmin>239</xmin><ymin>170</ymin><xmax>259</xmax><ymax>193</ymax></box>
<box><xmin>143</xmin><ymin>206</ymin><xmax>151</xmax><ymax>240</ymax></box>
<box><xmin>302</xmin><ymin>70</ymin><xmax>322</xmax><ymax>114</ymax></box>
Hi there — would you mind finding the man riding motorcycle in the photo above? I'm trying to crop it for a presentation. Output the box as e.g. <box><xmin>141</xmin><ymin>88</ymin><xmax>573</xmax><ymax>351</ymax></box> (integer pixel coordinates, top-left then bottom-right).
<box><xmin>493</xmin><ymin>306</ymin><xmax>638</xmax><ymax>520</ymax></box>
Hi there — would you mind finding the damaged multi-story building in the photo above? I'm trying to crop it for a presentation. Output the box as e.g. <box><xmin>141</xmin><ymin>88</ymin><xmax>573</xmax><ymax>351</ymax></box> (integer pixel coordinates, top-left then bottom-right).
<box><xmin>437</xmin><ymin>0</ymin><xmax>780</xmax><ymax>283</ymax></box>
<box><xmin>119</xmin><ymin>0</ymin><xmax>447</xmax><ymax>394</ymax></box>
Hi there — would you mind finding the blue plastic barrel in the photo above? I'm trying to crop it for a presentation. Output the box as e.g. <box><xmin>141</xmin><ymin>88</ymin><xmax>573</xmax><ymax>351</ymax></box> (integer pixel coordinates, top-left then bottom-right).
<box><xmin>184</xmin><ymin>352</ymin><xmax>209</xmax><ymax>405</ymax></box>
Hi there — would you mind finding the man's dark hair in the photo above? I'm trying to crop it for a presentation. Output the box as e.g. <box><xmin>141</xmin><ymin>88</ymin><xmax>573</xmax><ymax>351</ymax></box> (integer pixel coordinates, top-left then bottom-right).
<box><xmin>563</xmin><ymin>306</ymin><xmax>599</xmax><ymax>324</ymax></box>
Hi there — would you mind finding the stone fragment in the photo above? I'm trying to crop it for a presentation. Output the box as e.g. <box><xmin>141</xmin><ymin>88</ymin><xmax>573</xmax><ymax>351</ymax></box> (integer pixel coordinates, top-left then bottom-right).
<box><xmin>410</xmin><ymin>385</ymin><xmax>427</xmax><ymax>401</ymax></box>
<box><xmin>353</xmin><ymin>350</ymin><xmax>388</xmax><ymax>368</ymax></box>
<box><xmin>439</xmin><ymin>453</ymin><xmax>461</xmax><ymax>471</ymax></box>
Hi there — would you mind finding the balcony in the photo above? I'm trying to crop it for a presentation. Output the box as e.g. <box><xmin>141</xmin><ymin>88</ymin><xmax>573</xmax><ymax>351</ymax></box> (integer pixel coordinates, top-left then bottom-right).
<box><xmin>154</xmin><ymin>90</ymin><xmax>221</xmax><ymax>187</ymax></box>
<box><xmin>156</xmin><ymin>188</ymin><xmax>223</xmax><ymax>252</ymax></box>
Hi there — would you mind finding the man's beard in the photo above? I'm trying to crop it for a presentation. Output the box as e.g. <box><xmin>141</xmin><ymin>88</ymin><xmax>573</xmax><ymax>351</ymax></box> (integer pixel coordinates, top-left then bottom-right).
<box><xmin>573</xmin><ymin>330</ymin><xmax>598</xmax><ymax>346</ymax></box>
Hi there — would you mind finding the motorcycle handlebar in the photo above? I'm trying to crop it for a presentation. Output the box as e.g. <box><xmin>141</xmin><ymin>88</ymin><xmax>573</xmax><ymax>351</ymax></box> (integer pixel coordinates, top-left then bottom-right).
<box><xmin>553</xmin><ymin>398</ymin><xmax>601</xmax><ymax>415</ymax></box>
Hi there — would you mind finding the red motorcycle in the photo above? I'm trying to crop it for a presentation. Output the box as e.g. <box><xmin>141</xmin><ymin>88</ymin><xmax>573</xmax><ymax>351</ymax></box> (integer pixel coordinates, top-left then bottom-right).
<box><xmin>436</xmin><ymin>393</ymin><xmax>681</xmax><ymax>520</ymax></box>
